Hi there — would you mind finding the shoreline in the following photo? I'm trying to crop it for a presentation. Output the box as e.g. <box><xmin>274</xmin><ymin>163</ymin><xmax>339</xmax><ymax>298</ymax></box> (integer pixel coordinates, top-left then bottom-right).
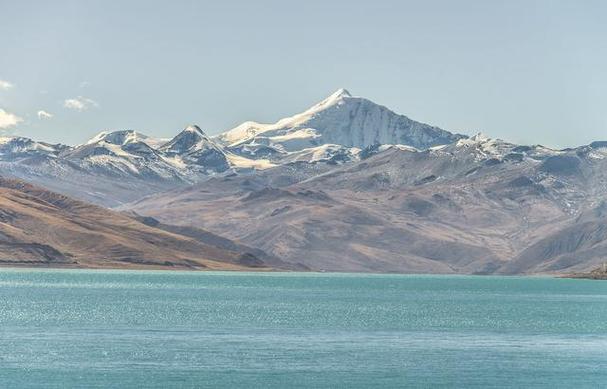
<box><xmin>561</xmin><ymin>273</ymin><xmax>607</xmax><ymax>281</ymax></box>
<box><xmin>0</xmin><ymin>262</ymin><xmax>275</xmax><ymax>273</ymax></box>
<box><xmin>0</xmin><ymin>263</ymin><xmax>596</xmax><ymax>278</ymax></box>
<box><xmin>561</xmin><ymin>265</ymin><xmax>607</xmax><ymax>280</ymax></box>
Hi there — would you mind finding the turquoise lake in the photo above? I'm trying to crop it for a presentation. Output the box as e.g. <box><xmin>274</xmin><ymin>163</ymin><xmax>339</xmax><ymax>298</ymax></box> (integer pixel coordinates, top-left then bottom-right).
<box><xmin>0</xmin><ymin>269</ymin><xmax>606</xmax><ymax>388</ymax></box>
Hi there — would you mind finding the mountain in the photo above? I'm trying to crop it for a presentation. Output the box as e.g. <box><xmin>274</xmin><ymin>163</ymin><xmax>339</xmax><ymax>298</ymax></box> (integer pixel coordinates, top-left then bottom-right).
<box><xmin>62</xmin><ymin>130</ymin><xmax>185</xmax><ymax>180</ymax></box>
<box><xmin>0</xmin><ymin>90</ymin><xmax>464</xmax><ymax>207</ymax></box>
<box><xmin>84</xmin><ymin>129</ymin><xmax>168</xmax><ymax>148</ymax></box>
<box><xmin>217</xmin><ymin>89</ymin><xmax>464</xmax><ymax>154</ymax></box>
<box><xmin>0</xmin><ymin>136</ymin><xmax>68</xmax><ymax>158</ymax></box>
<box><xmin>159</xmin><ymin>125</ymin><xmax>230</xmax><ymax>173</ymax></box>
<box><xmin>0</xmin><ymin>176</ymin><xmax>290</xmax><ymax>270</ymax></box>
<box><xmin>0</xmin><ymin>131</ymin><xmax>185</xmax><ymax>207</ymax></box>
<box><xmin>3</xmin><ymin>88</ymin><xmax>607</xmax><ymax>274</ymax></box>
<box><xmin>125</xmin><ymin>135</ymin><xmax>607</xmax><ymax>274</ymax></box>
<box><xmin>0</xmin><ymin>128</ymin><xmax>264</xmax><ymax>206</ymax></box>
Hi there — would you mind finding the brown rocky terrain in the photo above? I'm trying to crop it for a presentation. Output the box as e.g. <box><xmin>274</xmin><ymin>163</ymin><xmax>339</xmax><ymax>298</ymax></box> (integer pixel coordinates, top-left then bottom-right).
<box><xmin>0</xmin><ymin>176</ymin><xmax>288</xmax><ymax>270</ymax></box>
<box><xmin>566</xmin><ymin>267</ymin><xmax>607</xmax><ymax>280</ymax></box>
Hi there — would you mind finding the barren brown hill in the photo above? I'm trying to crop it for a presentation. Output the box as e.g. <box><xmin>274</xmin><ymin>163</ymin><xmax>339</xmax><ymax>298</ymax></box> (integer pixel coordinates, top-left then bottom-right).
<box><xmin>0</xmin><ymin>176</ymin><xmax>286</xmax><ymax>270</ymax></box>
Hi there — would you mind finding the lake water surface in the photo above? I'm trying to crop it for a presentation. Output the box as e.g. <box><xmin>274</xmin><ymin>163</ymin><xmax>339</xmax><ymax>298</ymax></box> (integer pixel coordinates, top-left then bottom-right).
<box><xmin>0</xmin><ymin>269</ymin><xmax>606</xmax><ymax>388</ymax></box>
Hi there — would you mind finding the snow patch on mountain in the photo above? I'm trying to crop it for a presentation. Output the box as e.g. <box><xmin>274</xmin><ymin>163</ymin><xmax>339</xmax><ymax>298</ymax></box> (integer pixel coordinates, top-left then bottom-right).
<box><xmin>0</xmin><ymin>136</ymin><xmax>65</xmax><ymax>158</ymax></box>
<box><xmin>87</xmin><ymin>130</ymin><xmax>168</xmax><ymax>148</ymax></box>
<box><xmin>225</xmin><ymin>154</ymin><xmax>276</xmax><ymax>170</ymax></box>
<box><xmin>281</xmin><ymin>144</ymin><xmax>362</xmax><ymax>164</ymax></box>
<box><xmin>449</xmin><ymin>132</ymin><xmax>559</xmax><ymax>162</ymax></box>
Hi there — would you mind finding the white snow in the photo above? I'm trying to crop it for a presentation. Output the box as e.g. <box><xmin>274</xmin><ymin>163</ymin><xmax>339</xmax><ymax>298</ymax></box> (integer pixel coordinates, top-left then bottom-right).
<box><xmin>284</xmin><ymin>144</ymin><xmax>361</xmax><ymax>164</ymax></box>
<box><xmin>380</xmin><ymin>144</ymin><xmax>419</xmax><ymax>153</ymax></box>
<box><xmin>0</xmin><ymin>136</ymin><xmax>58</xmax><ymax>154</ymax></box>
<box><xmin>85</xmin><ymin>130</ymin><xmax>167</xmax><ymax>149</ymax></box>
<box><xmin>87</xmin><ymin>155</ymin><xmax>141</xmax><ymax>175</ymax></box>
<box><xmin>226</xmin><ymin>153</ymin><xmax>276</xmax><ymax>170</ymax></box>
<box><xmin>0</xmin><ymin>136</ymin><xmax>15</xmax><ymax>145</ymax></box>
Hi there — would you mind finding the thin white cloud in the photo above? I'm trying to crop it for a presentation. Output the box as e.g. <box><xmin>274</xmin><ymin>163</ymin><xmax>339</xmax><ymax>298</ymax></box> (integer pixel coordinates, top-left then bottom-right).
<box><xmin>0</xmin><ymin>108</ymin><xmax>23</xmax><ymax>129</ymax></box>
<box><xmin>64</xmin><ymin>96</ymin><xmax>99</xmax><ymax>111</ymax></box>
<box><xmin>37</xmin><ymin>110</ymin><xmax>54</xmax><ymax>120</ymax></box>
<box><xmin>0</xmin><ymin>80</ymin><xmax>14</xmax><ymax>91</ymax></box>
<box><xmin>79</xmin><ymin>81</ymin><xmax>91</xmax><ymax>88</ymax></box>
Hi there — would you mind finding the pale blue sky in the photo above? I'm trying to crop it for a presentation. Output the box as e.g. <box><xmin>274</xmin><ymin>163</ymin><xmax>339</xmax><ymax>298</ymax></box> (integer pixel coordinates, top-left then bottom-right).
<box><xmin>0</xmin><ymin>0</ymin><xmax>605</xmax><ymax>147</ymax></box>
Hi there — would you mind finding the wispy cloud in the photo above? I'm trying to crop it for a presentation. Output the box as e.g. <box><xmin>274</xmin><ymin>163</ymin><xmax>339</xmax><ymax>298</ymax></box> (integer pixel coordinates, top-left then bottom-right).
<box><xmin>0</xmin><ymin>108</ymin><xmax>23</xmax><ymax>129</ymax></box>
<box><xmin>64</xmin><ymin>96</ymin><xmax>99</xmax><ymax>111</ymax></box>
<box><xmin>37</xmin><ymin>110</ymin><xmax>54</xmax><ymax>120</ymax></box>
<box><xmin>0</xmin><ymin>80</ymin><xmax>14</xmax><ymax>91</ymax></box>
<box><xmin>79</xmin><ymin>81</ymin><xmax>91</xmax><ymax>88</ymax></box>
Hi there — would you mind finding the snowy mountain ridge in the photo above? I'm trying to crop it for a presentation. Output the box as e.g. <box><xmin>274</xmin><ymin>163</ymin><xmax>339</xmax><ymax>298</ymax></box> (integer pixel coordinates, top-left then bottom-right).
<box><xmin>0</xmin><ymin>89</ymin><xmax>468</xmax><ymax>183</ymax></box>
<box><xmin>1</xmin><ymin>88</ymin><xmax>601</xmax><ymax>208</ymax></box>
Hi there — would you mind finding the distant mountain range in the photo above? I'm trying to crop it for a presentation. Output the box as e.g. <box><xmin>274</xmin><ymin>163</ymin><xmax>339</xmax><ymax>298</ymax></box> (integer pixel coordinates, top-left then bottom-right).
<box><xmin>1</xmin><ymin>89</ymin><xmax>606</xmax><ymax>274</ymax></box>
<box><xmin>0</xmin><ymin>89</ymin><xmax>463</xmax><ymax>206</ymax></box>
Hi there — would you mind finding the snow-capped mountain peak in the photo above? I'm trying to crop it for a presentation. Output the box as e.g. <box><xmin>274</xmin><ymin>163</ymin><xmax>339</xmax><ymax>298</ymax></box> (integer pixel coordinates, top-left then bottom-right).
<box><xmin>448</xmin><ymin>132</ymin><xmax>561</xmax><ymax>163</ymax></box>
<box><xmin>0</xmin><ymin>136</ymin><xmax>63</xmax><ymax>157</ymax></box>
<box><xmin>453</xmin><ymin>132</ymin><xmax>516</xmax><ymax>158</ymax></box>
<box><xmin>315</xmin><ymin>88</ymin><xmax>352</xmax><ymax>107</ymax></box>
<box><xmin>214</xmin><ymin>89</ymin><xmax>363</xmax><ymax>147</ymax></box>
<box><xmin>160</xmin><ymin>125</ymin><xmax>215</xmax><ymax>155</ymax></box>
<box><xmin>455</xmin><ymin>132</ymin><xmax>495</xmax><ymax>147</ymax></box>
<box><xmin>159</xmin><ymin>125</ymin><xmax>231</xmax><ymax>172</ymax></box>
<box><xmin>273</xmin><ymin>88</ymin><xmax>354</xmax><ymax>129</ymax></box>
<box><xmin>469</xmin><ymin>132</ymin><xmax>490</xmax><ymax>142</ymax></box>
<box><xmin>183</xmin><ymin>124</ymin><xmax>205</xmax><ymax>135</ymax></box>
<box><xmin>87</xmin><ymin>130</ymin><xmax>141</xmax><ymax>145</ymax></box>
<box><xmin>85</xmin><ymin>130</ymin><xmax>168</xmax><ymax>149</ymax></box>
<box><xmin>217</xmin><ymin>89</ymin><xmax>465</xmax><ymax>152</ymax></box>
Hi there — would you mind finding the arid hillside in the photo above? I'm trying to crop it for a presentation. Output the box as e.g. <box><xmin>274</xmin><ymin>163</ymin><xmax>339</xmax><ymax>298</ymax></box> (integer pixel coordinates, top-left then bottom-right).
<box><xmin>0</xmin><ymin>176</ymin><xmax>287</xmax><ymax>270</ymax></box>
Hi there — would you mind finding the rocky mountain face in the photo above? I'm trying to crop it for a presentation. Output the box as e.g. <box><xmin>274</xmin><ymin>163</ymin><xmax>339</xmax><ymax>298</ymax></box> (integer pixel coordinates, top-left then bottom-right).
<box><xmin>1</xmin><ymin>89</ymin><xmax>606</xmax><ymax>274</ymax></box>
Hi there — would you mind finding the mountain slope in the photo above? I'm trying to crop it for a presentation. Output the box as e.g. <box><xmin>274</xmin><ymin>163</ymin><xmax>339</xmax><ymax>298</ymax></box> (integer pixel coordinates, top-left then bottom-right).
<box><xmin>0</xmin><ymin>176</ymin><xmax>287</xmax><ymax>270</ymax></box>
<box><xmin>125</xmin><ymin>137</ymin><xmax>607</xmax><ymax>274</ymax></box>
<box><xmin>500</xmin><ymin>203</ymin><xmax>607</xmax><ymax>274</ymax></box>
